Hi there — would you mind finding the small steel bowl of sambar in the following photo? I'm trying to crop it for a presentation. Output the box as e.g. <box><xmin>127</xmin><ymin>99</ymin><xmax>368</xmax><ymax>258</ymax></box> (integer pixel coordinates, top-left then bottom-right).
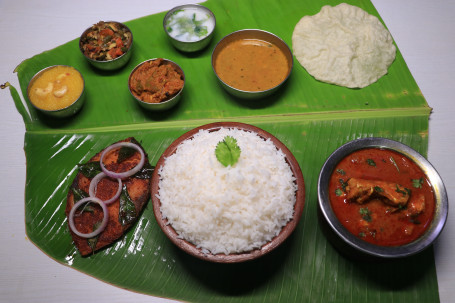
<box><xmin>211</xmin><ymin>29</ymin><xmax>293</xmax><ymax>99</ymax></box>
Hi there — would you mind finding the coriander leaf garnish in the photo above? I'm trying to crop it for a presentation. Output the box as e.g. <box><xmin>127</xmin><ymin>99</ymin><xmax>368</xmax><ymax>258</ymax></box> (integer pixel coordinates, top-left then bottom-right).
<box><xmin>335</xmin><ymin>188</ymin><xmax>343</xmax><ymax>196</ymax></box>
<box><xmin>339</xmin><ymin>178</ymin><xmax>348</xmax><ymax>192</ymax></box>
<box><xmin>374</xmin><ymin>186</ymin><xmax>384</xmax><ymax>193</ymax></box>
<box><xmin>215</xmin><ymin>136</ymin><xmax>241</xmax><ymax>167</ymax></box>
<box><xmin>359</xmin><ymin>207</ymin><xmax>372</xmax><ymax>222</ymax></box>
<box><xmin>395</xmin><ymin>184</ymin><xmax>410</xmax><ymax>196</ymax></box>
<box><xmin>336</xmin><ymin>168</ymin><xmax>346</xmax><ymax>175</ymax></box>
<box><xmin>366</xmin><ymin>159</ymin><xmax>376</xmax><ymax>167</ymax></box>
<box><xmin>412</xmin><ymin>177</ymin><xmax>424</xmax><ymax>189</ymax></box>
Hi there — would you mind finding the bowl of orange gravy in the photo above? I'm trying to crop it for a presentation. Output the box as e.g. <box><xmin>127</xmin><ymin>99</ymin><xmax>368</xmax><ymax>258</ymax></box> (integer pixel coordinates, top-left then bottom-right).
<box><xmin>318</xmin><ymin>137</ymin><xmax>448</xmax><ymax>259</ymax></box>
<box><xmin>211</xmin><ymin>29</ymin><xmax>293</xmax><ymax>99</ymax></box>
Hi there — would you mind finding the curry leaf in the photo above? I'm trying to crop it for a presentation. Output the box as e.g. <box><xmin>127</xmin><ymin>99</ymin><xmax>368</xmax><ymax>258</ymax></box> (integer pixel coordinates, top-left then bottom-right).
<box><xmin>215</xmin><ymin>136</ymin><xmax>241</xmax><ymax>167</ymax></box>
<box><xmin>117</xmin><ymin>146</ymin><xmax>136</xmax><ymax>163</ymax></box>
<box><xmin>72</xmin><ymin>187</ymin><xmax>89</xmax><ymax>202</ymax></box>
<box><xmin>119</xmin><ymin>185</ymin><xmax>137</xmax><ymax>226</ymax></box>
<box><xmin>87</xmin><ymin>221</ymin><xmax>102</xmax><ymax>253</ymax></box>
<box><xmin>78</xmin><ymin>161</ymin><xmax>101</xmax><ymax>178</ymax></box>
<box><xmin>71</xmin><ymin>187</ymin><xmax>94</xmax><ymax>213</ymax></box>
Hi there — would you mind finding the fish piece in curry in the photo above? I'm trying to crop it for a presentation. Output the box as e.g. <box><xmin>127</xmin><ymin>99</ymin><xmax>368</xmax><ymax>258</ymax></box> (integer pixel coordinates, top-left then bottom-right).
<box><xmin>346</xmin><ymin>177</ymin><xmax>410</xmax><ymax>207</ymax></box>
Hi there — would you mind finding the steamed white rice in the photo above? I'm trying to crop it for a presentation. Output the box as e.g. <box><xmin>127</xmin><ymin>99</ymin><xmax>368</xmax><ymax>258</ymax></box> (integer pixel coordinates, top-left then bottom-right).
<box><xmin>157</xmin><ymin>127</ymin><xmax>297</xmax><ymax>255</ymax></box>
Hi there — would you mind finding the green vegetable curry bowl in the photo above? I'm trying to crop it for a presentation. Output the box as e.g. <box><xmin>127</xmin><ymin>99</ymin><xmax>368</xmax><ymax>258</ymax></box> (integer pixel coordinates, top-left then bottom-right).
<box><xmin>79</xmin><ymin>21</ymin><xmax>133</xmax><ymax>70</ymax></box>
<box><xmin>163</xmin><ymin>4</ymin><xmax>216</xmax><ymax>52</ymax></box>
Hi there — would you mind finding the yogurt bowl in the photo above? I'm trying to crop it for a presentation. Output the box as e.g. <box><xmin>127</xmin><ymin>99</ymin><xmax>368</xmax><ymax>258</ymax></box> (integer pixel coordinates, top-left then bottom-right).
<box><xmin>163</xmin><ymin>4</ymin><xmax>216</xmax><ymax>52</ymax></box>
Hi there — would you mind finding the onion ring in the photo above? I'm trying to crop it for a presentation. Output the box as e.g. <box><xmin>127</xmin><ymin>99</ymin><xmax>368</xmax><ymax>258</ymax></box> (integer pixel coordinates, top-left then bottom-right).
<box><xmin>68</xmin><ymin>197</ymin><xmax>108</xmax><ymax>238</ymax></box>
<box><xmin>89</xmin><ymin>172</ymin><xmax>122</xmax><ymax>205</ymax></box>
<box><xmin>100</xmin><ymin>142</ymin><xmax>145</xmax><ymax>179</ymax></box>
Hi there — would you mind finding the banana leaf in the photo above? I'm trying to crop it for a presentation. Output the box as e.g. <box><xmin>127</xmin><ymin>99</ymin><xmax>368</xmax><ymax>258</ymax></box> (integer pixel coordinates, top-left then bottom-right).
<box><xmin>6</xmin><ymin>0</ymin><xmax>438</xmax><ymax>302</ymax></box>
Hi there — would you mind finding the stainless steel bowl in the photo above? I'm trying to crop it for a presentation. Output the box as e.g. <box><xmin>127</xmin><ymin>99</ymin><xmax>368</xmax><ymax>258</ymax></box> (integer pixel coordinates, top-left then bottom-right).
<box><xmin>128</xmin><ymin>58</ymin><xmax>185</xmax><ymax>111</ymax></box>
<box><xmin>79</xmin><ymin>21</ymin><xmax>133</xmax><ymax>70</ymax></box>
<box><xmin>27</xmin><ymin>65</ymin><xmax>85</xmax><ymax>118</ymax></box>
<box><xmin>318</xmin><ymin>137</ymin><xmax>448</xmax><ymax>258</ymax></box>
<box><xmin>163</xmin><ymin>4</ymin><xmax>216</xmax><ymax>52</ymax></box>
<box><xmin>211</xmin><ymin>29</ymin><xmax>293</xmax><ymax>99</ymax></box>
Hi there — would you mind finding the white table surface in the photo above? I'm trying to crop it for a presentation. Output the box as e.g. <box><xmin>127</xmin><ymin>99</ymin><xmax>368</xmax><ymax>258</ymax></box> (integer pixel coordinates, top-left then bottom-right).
<box><xmin>1</xmin><ymin>0</ymin><xmax>453</xmax><ymax>302</ymax></box>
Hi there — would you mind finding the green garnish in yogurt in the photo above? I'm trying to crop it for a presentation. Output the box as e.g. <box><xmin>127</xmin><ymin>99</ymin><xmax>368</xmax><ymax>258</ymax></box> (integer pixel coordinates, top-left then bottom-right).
<box><xmin>165</xmin><ymin>7</ymin><xmax>214</xmax><ymax>42</ymax></box>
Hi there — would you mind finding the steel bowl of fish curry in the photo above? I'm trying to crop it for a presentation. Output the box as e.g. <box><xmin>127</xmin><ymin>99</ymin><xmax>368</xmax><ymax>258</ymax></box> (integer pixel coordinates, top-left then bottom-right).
<box><xmin>318</xmin><ymin>137</ymin><xmax>448</xmax><ymax>258</ymax></box>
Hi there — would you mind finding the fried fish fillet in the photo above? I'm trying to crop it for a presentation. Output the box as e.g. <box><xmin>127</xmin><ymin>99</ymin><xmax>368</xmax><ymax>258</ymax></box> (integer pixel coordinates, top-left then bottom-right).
<box><xmin>65</xmin><ymin>137</ymin><xmax>152</xmax><ymax>256</ymax></box>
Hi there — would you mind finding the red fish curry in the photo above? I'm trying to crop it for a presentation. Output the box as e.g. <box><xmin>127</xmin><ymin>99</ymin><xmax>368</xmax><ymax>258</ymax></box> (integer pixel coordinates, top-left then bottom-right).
<box><xmin>329</xmin><ymin>148</ymin><xmax>435</xmax><ymax>246</ymax></box>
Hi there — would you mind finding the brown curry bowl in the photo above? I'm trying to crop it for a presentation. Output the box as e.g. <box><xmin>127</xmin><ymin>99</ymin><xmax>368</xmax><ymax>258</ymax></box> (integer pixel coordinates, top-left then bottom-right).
<box><xmin>318</xmin><ymin>137</ymin><xmax>448</xmax><ymax>259</ymax></box>
<box><xmin>128</xmin><ymin>58</ymin><xmax>185</xmax><ymax>111</ymax></box>
<box><xmin>151</xmin><ymin>122</ymin><xmax>305</xmax><ymax>263</ymax></box>
<box><xmin>211</xmin><ymin>29</ymin><xmax>293</xmax><ymax>99</ymax></box>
